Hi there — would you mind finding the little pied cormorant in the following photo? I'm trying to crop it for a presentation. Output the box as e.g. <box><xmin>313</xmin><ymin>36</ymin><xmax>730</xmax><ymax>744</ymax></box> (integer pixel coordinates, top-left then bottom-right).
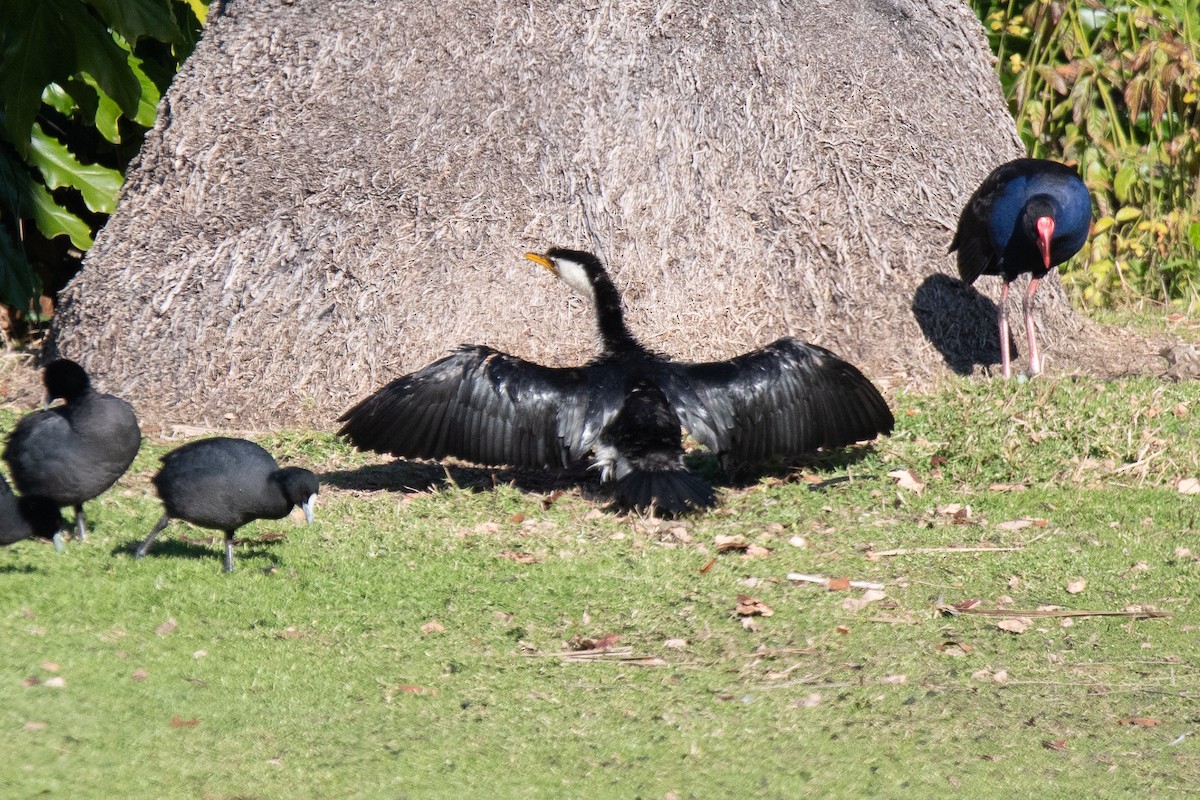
<box><xmin>337</xmin><ymin>248</ymin><xmax>894</xmax><ymax>515</ymax></box>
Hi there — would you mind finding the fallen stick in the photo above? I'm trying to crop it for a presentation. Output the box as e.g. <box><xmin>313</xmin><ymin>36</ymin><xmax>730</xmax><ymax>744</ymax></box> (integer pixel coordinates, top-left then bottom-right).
<box><xmin>521</xmin><ymin>647</ymin><xmax>669</xmax><ymax>666</ymax></box>
<box><xmin>938</xmin><ymin>605</ymin><xmax>1170</xmax><ymax>620</ymax></box>
<box><xmin>868</xmin><ymin>545</ymin><xmax>1023</xmax><ymax>559</ymax></box>
<box><xmin>786</xmin><ymin>573</ymin><xmax>885</xmax><ymax>591</ymax></box>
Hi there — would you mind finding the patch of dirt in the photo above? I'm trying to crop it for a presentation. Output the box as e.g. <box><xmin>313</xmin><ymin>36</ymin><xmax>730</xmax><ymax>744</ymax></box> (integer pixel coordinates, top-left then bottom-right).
<box><xmin>0</xmin><ymin>351</ymin><xmax>44</xmax><ymax>411</ymax></box>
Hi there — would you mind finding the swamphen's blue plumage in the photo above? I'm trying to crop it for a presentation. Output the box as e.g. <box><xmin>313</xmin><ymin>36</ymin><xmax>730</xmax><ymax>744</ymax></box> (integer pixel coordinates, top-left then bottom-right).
<box><xmin>950</xmin><ymin>158</ymin><xmax>1092</xmax><ymax>378</ymax></box>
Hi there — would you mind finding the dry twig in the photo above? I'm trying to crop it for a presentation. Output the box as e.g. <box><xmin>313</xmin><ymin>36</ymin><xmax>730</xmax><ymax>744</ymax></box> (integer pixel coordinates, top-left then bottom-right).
<box><xmin>938</xmin><ymin>605</ymin><xmax>1169</xmax><ymax>620</ymax></box>
<box><xmin>867</xmin><ymin>545</ymin><xmax>1024</xmax><ymax>559</ymax></box>
<box><xmin>522</xmin><ymin>647</ymin><xmax>668</xmax><ymax>666</ymax></box>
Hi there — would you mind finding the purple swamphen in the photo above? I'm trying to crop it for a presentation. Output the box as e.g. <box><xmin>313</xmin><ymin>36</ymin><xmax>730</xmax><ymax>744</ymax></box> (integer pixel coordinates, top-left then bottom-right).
<box><xmin>950</xmin><ymin>158</ymin><xmax>1092</xmax><ymax>378</ymax></box>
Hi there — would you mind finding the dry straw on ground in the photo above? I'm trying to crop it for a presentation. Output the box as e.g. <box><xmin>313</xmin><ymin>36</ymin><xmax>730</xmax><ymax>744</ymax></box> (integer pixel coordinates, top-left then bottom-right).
<box><xmin>49</xmin><ymin>0</ymin><xmax>1164</xmax><ymax>428</ymax></box>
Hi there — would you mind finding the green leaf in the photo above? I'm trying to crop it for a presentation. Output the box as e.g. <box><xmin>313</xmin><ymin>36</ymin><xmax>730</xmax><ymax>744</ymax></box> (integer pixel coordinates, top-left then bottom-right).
<box><xmin>83</xmin><ymin>0</ymin><xmax>186</xmax><ymax>45</ymax></box>
<box><xmin>1083</xmin><ymin>157</ymin><xmax>1109</xmax><ymax>190</ymax></box>
<box><xmin>91</xmin><ymin>81</ymin><xmax>123</xmax><ymax>143</ymax></box>
<box><xmin>27</xmin><ymin>122</ymin><xmax>123</xmax><ymax>213</ymax></box>
<box><xmin>63</xmin><ymin>0</ymin><xmax>143</xmax><ymax>120</ymax></box>
<box><xmin>61</xmin><ymin>76</ymin><xmax>101</xmax><ymax>127</ymax></box>
<box><xmin>1188</xmin><ymin>221</ymin><xmax>1200</xmax><ymax>251</ymax></box>
<box><xmin>28</xmin><ymin>179</ymin><xmax>93</xmax><ymax>249</ymax></box>
<box><xmin>1113</xmin><ymin>164</ymin><xmax>1137</xmax><ymax>204</ymax></box>
<box><xmin>1025</xmin><ymin>102</ymin><xmax>1046</xmax><ymax>139</ymax></box>
<box><xmin>119</xmin><ymin>42</ymin><xmax>162</xmax><ymax>127</ymax></box>
<box><xmin>184</xmin><ymin>0</ymin><xmax>209</xmax><ymax>24</ymax></box>
<box><xmin>130</xmin><ymin>55</ymin><xmax>161</xmax><ymax>126</ymax></box>
<box><xmin>41</xmin><ymin>83</ymin><xmax>78</xmax><ymax>116</ymax></box>
<box><xmin>0</xmin><ymin>225</ymin><xmax>40</xmax><ymax>308</ymax></box>
<box><xmin>1114</xmin><ymin>206</ymin><xmax>1142</xmax><ymax>224</ymax></box>
<box><xmin>82</xmin><ymin>40</ymin><xmax>161</xmax><ymax>141</ymax></box>
<box><xmin>0</xmin><ymin>0</ymin><xmax>74</xmax><ymax>151</ymax></box>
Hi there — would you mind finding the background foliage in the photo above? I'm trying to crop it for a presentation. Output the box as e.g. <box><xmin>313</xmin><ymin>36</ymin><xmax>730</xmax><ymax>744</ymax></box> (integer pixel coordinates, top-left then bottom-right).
<box><xmin>971</xmin><ymin>0</ymin><xmax>1200</xmax><ymax>311</ymax></box>
<box><xmin>0</xmin><ymin>0</ymin><xmax>207</xmax><ymax>333</ymax></box>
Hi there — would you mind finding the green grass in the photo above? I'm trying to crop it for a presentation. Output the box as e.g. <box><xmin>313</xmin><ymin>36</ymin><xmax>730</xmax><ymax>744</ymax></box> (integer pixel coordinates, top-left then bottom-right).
<box><xmin>3</xmin><ymin>376</ymin><xmax>1200</xmax><ymax>798</ymax></box>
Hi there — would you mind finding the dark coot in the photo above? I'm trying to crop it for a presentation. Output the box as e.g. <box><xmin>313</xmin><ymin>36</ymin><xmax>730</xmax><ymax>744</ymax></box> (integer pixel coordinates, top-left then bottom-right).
<box><xmin>135</xmin><ymin>437</ymin><xmax>319</xmax><ymax>572</ymax></box>
<box><xmin>3</xmin><ymin>359</ymin><xmax>141</xmax><ymax>541</ymax></box>
<box><xmin>0</xmin><ymin>474</ymin><xmax>65</xmax><ymax>549</ymax></box>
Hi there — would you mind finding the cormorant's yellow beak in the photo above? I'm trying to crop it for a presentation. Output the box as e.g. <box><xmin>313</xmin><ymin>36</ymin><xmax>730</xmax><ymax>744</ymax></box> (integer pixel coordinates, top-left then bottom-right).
<box><xmin>524</xmin><ymin>252</ymin><xmax>556</xmax><ymax>275</ymax></box>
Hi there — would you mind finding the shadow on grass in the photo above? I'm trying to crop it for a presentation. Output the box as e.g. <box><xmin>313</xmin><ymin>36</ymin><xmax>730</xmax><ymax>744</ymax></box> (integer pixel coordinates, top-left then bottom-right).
<box><xmin>321</xmin><ymin>458</ymin><xmax>601</xmax><ymax>494</ymax></box>
<box><xmin>0</xmin><ymin>563</ymin><xmax>38</xmax><ymax>574</ymax></box>
<box><xmin>323</xmin><ymin>443</ymin><xmax>885</xmax><ymax>507</ymax></box>
<box><xmin>112</xmin><ymin>531</ymin><xmax>291</xmax><ymax>565</ymax></box>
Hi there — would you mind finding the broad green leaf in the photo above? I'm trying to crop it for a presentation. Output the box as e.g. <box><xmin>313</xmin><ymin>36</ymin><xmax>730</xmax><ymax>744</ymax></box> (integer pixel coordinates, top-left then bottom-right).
<box><xmin>81</xmin><ymin>54</ymin><xmax>161</xmax><ymax>142</ymax></box>
<box><xmin>0</xmin><ymin>225</ymin><xmax>39</xmax><ymax>308</ymax></box>
<box><xmin>61</xmin><ymin>76</ymin><xmax>101</xmax><ymax>126</ymax></box>
<box><xmin>1189</xmin><ymin>221</ymin><xmax>1200</xmax><ymax>251</ymax></box>
<box><xmin>129</xmin><ymin>52</ymin><xmax>162</xmax><ymax>126</ymax></box>
<box><xmin>41</xmin><ymin>83</ymin><xmax>78</xmax><ymax>116</ymax></box>
<box><xmin>27</xmin><ymin>122</ymin><xmax>123</xmax><ymax>214</ymax></box>
<box><xmin>90</xmin><ymin>79</ymin><xmax>123</xmax><ymax>143</ymax></box>
<box><xmin>0</xmin><ymin>0</ymin><xmax>75</xmax><ymax>151</ymax></box>
<box><xmin>185</xmin><ymin>0</ymin><xmax>209</xmax><ymax>25</ymax></box>
<box><xmin>1114</xmin><ymin>206</ymin><xmax>1142</xmax><ymax>224</ymax></box>
<box><xmin>111</xmin><ymin>36</ymin><xmax>163</xmax><ymax>127</ymax></box>
<box><xmin>61</xmin><ymin>0</ymin><xmax>142</xmax><ymax>119</ymax></box>
<box><xmin>1113</xmin><ymin>164</ymin><xmax>1137</xmax><ymax>204</ymax></box>
<box><xmin>27</xmin><ymin>180</ymin><xmax>93</xmax><ymax>249</ymax></box>
<box><xmin>1092</xmin><ymin>216</ymin><xmax>1114</xmax><ymax>234</ymax></box>
<box><xmin>160</xmin><ymin>1</ymin><xmax>204</xmax><ymax>70</ymax></box>
<box><xmin>83</xmin><ymin>0</ymin><xmax>185</xmax><ymax>46</ymax></box>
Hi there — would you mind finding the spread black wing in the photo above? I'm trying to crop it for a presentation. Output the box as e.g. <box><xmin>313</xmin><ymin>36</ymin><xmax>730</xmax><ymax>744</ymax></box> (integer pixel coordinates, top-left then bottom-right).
<box><xmin>656</xmin><ymin>338</ymin><xmax>893</xmax><ymax>465</ymax></box>
<box><xmin>337</xmin><ymin>345</ymin><xmax>608</xmax><ymax>469</ymax></box>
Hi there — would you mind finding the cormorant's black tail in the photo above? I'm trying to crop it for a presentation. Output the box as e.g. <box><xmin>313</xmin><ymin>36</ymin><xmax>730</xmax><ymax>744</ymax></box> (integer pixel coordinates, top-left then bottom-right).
<box><xmin>610</xmin><ymin>469</ymin><xmax>716</xmax><ymax>517</ymax></box>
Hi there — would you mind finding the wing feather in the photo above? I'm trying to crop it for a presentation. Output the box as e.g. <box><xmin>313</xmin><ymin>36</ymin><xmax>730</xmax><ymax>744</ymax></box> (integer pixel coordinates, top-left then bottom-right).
<box><xmin>338</xmin><ymin>345</ymin><xmax>591</xmax><ymax>469</ymax></box>
<box><xmin>658</xmin><ymin>339</ymin><xmax>894</xmax><ymax>465</ymax></box>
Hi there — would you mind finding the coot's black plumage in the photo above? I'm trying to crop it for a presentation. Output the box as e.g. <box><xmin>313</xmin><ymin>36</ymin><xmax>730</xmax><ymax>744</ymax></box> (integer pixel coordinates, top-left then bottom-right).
<box><xmin>135</xmin><ymin>437</ymin><xmax>319</xmax><ymax>573</ymax></box>
<box><xmin>0</xmin><ymin>475</ymin><xmax>64</xmax><ymax>549</ymax></box>
<box><xmin>3</xmin><ymin>359</ymin><xmax>141</xmax><ymax>540</ymax></box>
<box><xmin>950</xmin><ymin>158</ymin><xmax>1092</xmax><ymax>378</ymax></box>
<box><xmin>338</xmin><ymin>248</ymin><xmax>893</xmax><ymax>515</ymax></box>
